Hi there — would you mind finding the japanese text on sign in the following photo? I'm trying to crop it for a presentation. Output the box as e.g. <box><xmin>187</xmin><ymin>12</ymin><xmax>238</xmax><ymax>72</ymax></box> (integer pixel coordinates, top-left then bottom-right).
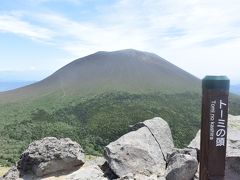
<box><xmin>209</xmin><ymin>99</ymin><xmax>227</xmax><ymax>147</ymax></box>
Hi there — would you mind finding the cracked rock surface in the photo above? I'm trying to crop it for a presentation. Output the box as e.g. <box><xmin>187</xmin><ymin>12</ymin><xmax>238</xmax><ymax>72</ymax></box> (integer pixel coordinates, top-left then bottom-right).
<box><xmin>132</xmin><ymin>117</ymin><xmax>174</xmax><ymax>160</ymax></box>
<box><xmin>104</xmin><ymin>117</ymin><xmax>174</xmax><ymax>178</ymax></box>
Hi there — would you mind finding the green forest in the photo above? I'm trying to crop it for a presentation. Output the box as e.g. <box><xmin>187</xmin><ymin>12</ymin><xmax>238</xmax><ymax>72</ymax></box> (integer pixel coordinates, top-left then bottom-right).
<box><xmin>0</xmin><ymin>91</ymin><xmax>240</xmax><ymax>166</ymax></box>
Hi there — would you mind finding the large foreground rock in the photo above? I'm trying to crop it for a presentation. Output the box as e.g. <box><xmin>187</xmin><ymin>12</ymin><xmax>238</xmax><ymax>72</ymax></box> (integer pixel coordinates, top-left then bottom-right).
<box><xmin>18</xmin><ymin>137</ymin><xmax>85</xmax><ymax>177</ymax></box>
<box><xmin>132</xmin><ymin>117</ymin><xmax>174</xmax><ymax>159</ymax></box>
<box><xmin>105</xmin><ymin>117</ymin><xmax>174</xmax><ymax>178</ymax></box>
<box><xmin>188</xmin><ymin>115</ymin><xmax>240</xmax><ymax>179</ymax></box>
<box><xmin>105</xmin><ymin>127</ymin><xmax>165</xmax><ymax>177</ymax></box>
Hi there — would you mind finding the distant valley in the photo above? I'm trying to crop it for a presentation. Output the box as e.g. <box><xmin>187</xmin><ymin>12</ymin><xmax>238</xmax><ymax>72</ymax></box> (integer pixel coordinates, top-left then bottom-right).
<box><xmin>0</xmin><ymin>49</ymin><xmax>239</xmax><ymax>166</ymax></box>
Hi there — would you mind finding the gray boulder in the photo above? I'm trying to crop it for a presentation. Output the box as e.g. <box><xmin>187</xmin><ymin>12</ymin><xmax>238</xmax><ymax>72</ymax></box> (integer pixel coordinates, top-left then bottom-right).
<box><xmin>132</xmin><ymin>117</ymin><xmax>174</xmax><ymax>159</ymax></box>
<box><xmin>18</xmin><ymin>137</ymin><xmax>85</xmax><ymax>177</ymax></box>
<box><xmin>188</xmin><ymin>115</ymin><xmax>240</xmax><ymax>179</ymax></box>
<box><xmin>165</xmin><ymin>154</ymin><xmax>198</xmax><ymax>180</ymax></box>
<box><xmin>105</xmin><ymin>127</ymin><xmax>165</xmax><ymax>177</ymax></box>
<box><xmin>66</xmin><ymin>165</ymin><xmax>107</xmax><ymax>180</ymax></box>
<box><xmin>105</xmin><ymin>117</ymin><xmax>174</xmax><ymax>178</ymax></box>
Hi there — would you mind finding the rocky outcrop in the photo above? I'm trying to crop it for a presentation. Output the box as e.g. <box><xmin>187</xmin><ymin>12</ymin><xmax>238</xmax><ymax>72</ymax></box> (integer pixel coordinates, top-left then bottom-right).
<box><xmin>188</xmin><ymin>114</ymin><xmax>240</xmax><ymax>180</ymax></box>
<box><xmin>131</xmin><ymin>117</ymin><xmax>174</xmax><ymax>159</ymax></box>
<box><xmin>104</xmin><ymin>126</ymin><xmax>166</xmax><ymax>177</ymax></box>
<box><xmin>2</xmin><ymin>115</ymin><xmax>239</xmax><ymax>180</ymax></box>
<box><xmin>2</xmin><ymin>137</ymin><xmax>85</xmax><ymax>179</ymax></box>
<box><xmin>104</xmin><ymin>117</ymin><xmax>174</xmax><ymax>178</ymax></box>
<box><xmin>18</xmin><ymin>137</ymin><xmax>85</xmax><ymax>177</ymax></box>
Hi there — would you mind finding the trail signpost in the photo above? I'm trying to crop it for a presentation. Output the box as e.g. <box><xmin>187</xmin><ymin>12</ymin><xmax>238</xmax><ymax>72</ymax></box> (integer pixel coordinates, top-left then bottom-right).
<box><xmin>200</xmin><ymin>76</ymin><xmax>230</xmax><ymax>180</ymax></box>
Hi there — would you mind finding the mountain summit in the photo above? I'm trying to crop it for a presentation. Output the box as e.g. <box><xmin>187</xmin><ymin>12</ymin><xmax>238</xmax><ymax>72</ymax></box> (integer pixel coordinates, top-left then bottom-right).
<box><xmin>0</xmin><ymin>49</ymin><xmax>200</xmax><ymax>102</ymax></box>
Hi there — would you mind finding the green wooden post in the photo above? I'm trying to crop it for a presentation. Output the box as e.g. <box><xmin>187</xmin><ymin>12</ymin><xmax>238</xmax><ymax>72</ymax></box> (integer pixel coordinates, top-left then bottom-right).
<box><xmin>200</xmin><ymin>76</ymin><xmax>230</xmax><ymax>180</ymax></box>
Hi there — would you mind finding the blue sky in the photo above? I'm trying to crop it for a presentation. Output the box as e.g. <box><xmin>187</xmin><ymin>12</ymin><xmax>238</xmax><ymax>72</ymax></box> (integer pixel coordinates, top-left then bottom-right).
<box><xmin>0</xmin><ymin>0</ymin><xmax>240</xmax><ymax>84</ymax></box>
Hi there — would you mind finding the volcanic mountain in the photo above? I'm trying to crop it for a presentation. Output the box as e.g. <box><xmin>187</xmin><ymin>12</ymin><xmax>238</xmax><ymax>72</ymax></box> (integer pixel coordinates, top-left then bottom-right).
<box><xmin>0</xmin><ymin>49</ymin><xmax>200</xmax><ymax>102</ymax></box>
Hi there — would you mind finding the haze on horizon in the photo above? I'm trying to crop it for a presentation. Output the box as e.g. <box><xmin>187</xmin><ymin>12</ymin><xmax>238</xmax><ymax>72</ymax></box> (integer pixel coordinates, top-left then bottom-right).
<box><xmin>0</xmin><ymin>0</ymin><xmax>240</xmax><ymax>84</ymax></box>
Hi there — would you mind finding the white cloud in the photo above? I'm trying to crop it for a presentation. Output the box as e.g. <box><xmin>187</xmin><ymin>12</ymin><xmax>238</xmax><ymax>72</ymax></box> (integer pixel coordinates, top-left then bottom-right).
<box><xmin>0</xmin><ymin>0</ymin><xmax>240</xmax><ymax>82</ymax></box>
<box><xmin>0</xmin><ymin>14</ymin><xmax>54</xmax><ymax>41</ymax></box>
<box><xmin>2</xmin><ymin>0</ymin><xmax>240</xmax><ymax>54</ymax></box>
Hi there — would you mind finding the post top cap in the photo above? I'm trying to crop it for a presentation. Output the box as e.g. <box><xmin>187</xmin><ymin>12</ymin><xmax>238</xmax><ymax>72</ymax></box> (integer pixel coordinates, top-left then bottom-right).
<box><xmin>203</xmin><ymin>76</ymin><xmax>229</xmax><ymax>81</ymax></box>
<box><xmin>202</xmin><ymin>75</ymin><xmax>230</xmax><ymax>90</ymax></box>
